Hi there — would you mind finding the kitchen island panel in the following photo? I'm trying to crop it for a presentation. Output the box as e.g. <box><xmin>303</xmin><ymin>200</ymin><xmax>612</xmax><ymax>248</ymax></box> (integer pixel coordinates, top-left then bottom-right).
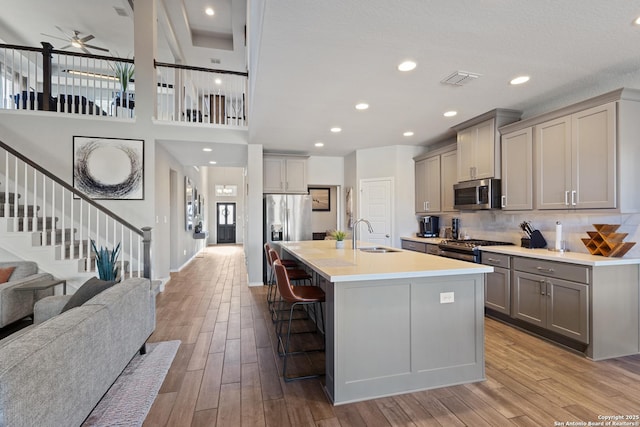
<box><xmin>329</xmin><ymin>274</ymin><xmax>485</xmax><ymax>405</ymax></box>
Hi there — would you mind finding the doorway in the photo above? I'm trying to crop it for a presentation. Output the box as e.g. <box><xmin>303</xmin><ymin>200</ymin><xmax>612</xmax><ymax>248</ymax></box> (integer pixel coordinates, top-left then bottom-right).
<box><xmin>217</xmin><ymin>202</ymin><xmax>236</xmax><ymax>244</ymax></box>
<box><xmin>359</xmin><ymin>178</ymin><xmax>393</xmax><ymax>246</ymax></box>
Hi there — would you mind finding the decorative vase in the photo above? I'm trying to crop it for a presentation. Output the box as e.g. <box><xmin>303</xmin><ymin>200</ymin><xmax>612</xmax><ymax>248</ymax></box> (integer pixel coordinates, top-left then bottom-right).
<box><xmin>336</xmin><ymin>240</ymin><xmax>345</xmax><ymax>249</ymax></box>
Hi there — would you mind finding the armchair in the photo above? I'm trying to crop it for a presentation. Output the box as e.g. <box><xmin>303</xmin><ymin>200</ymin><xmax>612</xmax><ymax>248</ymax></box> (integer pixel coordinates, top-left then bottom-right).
<box><xmin>0</xmin><ymin>261</ymin><xmax>53</xmax><ymax>328</ymax></box>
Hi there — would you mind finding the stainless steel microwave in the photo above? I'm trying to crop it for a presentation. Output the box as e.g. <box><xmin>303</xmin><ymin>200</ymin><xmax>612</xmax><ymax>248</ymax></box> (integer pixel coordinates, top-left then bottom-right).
<box><xmin>453</xmin><ymin>178</ymin><xmax>502</xmax><ymax>210</ymax></box>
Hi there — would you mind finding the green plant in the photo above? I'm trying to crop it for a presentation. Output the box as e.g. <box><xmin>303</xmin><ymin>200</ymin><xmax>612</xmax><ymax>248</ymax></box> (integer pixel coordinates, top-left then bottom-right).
<box><xmin>91</xmin><ymin>240</ymin><xmax>121</xmax><ymax>281</ymax></box>
<box><xmin>111</xmin><ymin>60</ymin><xmax>134</xmax><ymax>93</ymax></box>
<box><xmin>331</xmin><ymin>230</ymin><xmax>347</xmax><ymax>241</ymax></box>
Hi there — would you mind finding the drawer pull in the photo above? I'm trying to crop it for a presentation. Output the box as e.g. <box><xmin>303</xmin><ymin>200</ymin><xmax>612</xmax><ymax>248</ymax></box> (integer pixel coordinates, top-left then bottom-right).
<box><xmin>487</xmin><ymin>258</ymin><xmax>501</xmax><ymax>264</ymax></box>
<box><xmin>536</xmin><ymin>266</ymin><xmax>555</xmax><ymax>273</ymax></box>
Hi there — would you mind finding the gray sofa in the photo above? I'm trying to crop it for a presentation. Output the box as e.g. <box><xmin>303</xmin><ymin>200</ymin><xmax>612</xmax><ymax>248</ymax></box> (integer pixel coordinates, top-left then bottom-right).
<box><xmin>0</xmin><ymin>277</ymin><xmax>156</xmax><ymax>427</ymax></box>
<box><xmin>0</xmin><ymin>261</ymin><xmax>53</xmax><ymax>328</ymax></box>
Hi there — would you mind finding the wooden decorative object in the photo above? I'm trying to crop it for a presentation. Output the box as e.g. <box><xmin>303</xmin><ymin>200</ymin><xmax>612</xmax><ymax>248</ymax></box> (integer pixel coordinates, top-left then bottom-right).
<box><xmin>581</xmin><ymin>224</ymin><xmax>636</xmax><ymax>257</ymax></box>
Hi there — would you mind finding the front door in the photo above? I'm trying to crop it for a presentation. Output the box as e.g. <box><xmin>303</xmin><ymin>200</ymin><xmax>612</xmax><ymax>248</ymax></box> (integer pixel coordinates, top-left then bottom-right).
<box><xmin>217</xmin><ymin>203</ymin><xmax>236</xmax><ymax>244</ymax></box>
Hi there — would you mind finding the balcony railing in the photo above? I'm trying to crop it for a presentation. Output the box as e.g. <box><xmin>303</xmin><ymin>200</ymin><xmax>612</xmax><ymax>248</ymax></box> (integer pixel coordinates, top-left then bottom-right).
<box><xmin>155</xmin><ymin>61</ymin><xmax>248</xmax><ymax>126</ymax></box>
<box><xmin>0</xmin><ymin>43</ymin><xmax>248</xmax><ymax>126</ymax></box>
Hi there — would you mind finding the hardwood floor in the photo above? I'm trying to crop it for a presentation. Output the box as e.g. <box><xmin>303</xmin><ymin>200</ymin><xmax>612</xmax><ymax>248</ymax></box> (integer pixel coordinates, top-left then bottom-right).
<box><xmin>144</xmin><ymin>244</ymin><xmax>640</xmax><ymax>426</ymax></box>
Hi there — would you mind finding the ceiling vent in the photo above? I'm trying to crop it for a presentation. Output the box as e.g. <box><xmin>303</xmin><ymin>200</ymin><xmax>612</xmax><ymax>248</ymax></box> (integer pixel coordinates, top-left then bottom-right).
<box><xmin>210</xmin><ymin>58</ymin><xmax>221</xmax><ymax>64</ymax></box>
<box><xmin>441</xmin><ymin>71</ymin><xmax>481</xmax><ymax>86</ymax></box>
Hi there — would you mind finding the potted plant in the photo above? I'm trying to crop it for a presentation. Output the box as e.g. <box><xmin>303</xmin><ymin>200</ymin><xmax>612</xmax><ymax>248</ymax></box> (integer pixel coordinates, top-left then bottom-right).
<box><xmin>111</xmin><ymin>59</ymin><xmax>135</xmax><ymax>109</ymax></box>
<box><xmin>91</xmin><ymin>240</ymin><xmax>121</xmax><ymax>282</ymax></box>
<box><xmin>331</xmin><ymin>230</ymin><xmax>347</xmax><ymax>249</ymax></box>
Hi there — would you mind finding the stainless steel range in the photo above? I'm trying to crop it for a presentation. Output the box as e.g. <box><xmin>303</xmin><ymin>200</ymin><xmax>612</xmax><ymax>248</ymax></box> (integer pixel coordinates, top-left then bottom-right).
<box><xmin>438</xmin><ymin>239</ymin><xmax>513</xmax><ymax>263</ymax></box>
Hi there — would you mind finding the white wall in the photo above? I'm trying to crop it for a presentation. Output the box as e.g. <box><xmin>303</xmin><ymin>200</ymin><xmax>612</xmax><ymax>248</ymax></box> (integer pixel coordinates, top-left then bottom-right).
<box><xmin>354</xmin><ymin>145</ymin><xmax>423</xmax><ymax>247</ymax></box>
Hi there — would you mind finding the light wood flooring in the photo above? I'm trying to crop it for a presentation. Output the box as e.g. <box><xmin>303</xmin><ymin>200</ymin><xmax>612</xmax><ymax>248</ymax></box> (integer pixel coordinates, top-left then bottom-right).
<box><xmin>144</xmin><ymin>244</ymin><xmax>640</xmax><ymax>426</ymax></box>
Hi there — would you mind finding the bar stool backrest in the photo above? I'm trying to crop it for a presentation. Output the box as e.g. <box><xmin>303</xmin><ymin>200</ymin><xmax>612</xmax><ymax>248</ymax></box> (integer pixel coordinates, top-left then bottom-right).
<box><xmin>264</xmin><ymin>243</ymin><xmax>273</xmax><ymax>268</ymax></box>
<box><xmin>272</xmin><ymin>259</ymin><xmax>300</xmax><ymax>303</ymax></box>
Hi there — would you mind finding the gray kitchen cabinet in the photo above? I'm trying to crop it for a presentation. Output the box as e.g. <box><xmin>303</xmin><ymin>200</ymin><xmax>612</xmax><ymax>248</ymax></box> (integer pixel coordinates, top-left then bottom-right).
<box><xmin>263</xmin><ymin>155</ymin><xmax>308</xmax><ymax>193</ymax></box>
<box><xmin>512</xmin><ymin>257</ymin><xmax>589</xmax><ymax>344</ymax></box>
<box><xmin>535</xmin><ymin>102</ymin><xmax>616</xmax><ymax>209</ymax></box>
<box><xmin>453</xmin><ymin>109</ymin><xmax>522</xmax><ymax>182</ymax></box>
<box><xmin>415</xmin><ymin>155</ymin><xmax>441</xmax><ymax>213</ymax></box>
<box><xmin>482</xmin><ymin>253</ymin><xmax>511</xmax><ymax>315</ymax></box>
<box><xmin>426</xmin><ymin>243</ymin><xmax>442</xmax><ymax>255</ymax></box>
<box><xmin>501</xmin><ymin>127</ymin><xmax>533</xmax><ymax>210</ymax></box>
<box><xmin>440</xmin><ymin>150</ymin><xmax>457</xmax><ymax>212</ymax></box>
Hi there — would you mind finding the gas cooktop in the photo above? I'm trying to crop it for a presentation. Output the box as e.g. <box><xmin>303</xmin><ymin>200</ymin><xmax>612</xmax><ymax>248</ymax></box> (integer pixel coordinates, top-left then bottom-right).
<box><xmin>439</xmin><ymin>239</ymin><xmax>514</xmax><ymax>250</ymax></box>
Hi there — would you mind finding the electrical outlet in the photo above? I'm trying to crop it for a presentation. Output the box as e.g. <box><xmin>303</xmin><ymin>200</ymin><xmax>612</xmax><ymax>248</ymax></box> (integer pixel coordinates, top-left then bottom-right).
<box><xmin>440</xmin><ymin>292</ymin><xmax>454</xmax><ymax>304</ymax></box>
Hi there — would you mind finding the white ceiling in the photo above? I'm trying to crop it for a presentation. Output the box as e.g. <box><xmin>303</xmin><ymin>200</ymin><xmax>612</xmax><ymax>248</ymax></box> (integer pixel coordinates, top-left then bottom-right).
<box><xmin>2</xmin><ymin>1</ymin><xmax>640</xmax><ymax>163</ymax></box>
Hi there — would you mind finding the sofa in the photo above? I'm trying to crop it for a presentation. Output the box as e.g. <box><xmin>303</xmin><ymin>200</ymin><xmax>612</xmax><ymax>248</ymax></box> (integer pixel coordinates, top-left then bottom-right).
<box><xmin>0</xmin><ymin>277</ymin><xmax>156</xmax><ymax>427</ymax></box>
<box><xmin>0</xmin><ymin>261</ymin><xmax>54</xmax><ymax>328</ymax></box>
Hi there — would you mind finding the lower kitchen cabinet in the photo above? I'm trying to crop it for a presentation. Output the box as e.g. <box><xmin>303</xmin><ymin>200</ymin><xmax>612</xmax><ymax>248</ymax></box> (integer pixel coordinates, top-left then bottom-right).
<box><xmin>512</xmin><ymin>271</ymin><xmax>589</xmax><ymax>343</ymax></box>
<box><xmin>482</xmin><ymin>253</ymin><xmax>510</xmax><ymax>315</ymax></box>
<box><xmin>401</xmin><ymin>239</ymin><xmax>427</xmax><ymax>253</ymax></box>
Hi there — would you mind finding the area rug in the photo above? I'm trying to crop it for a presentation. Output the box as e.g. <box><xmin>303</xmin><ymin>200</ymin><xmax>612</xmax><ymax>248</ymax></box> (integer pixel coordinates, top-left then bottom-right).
<box><xmin>83</xmin><ymin>340</ymin><xmax>181</xmax><ymax>427</ymax></box>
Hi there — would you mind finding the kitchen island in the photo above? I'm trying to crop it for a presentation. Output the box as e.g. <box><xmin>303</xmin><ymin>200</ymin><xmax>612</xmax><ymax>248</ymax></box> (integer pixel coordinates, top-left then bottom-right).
<box><xmin>278</xmin><ymin>240</ymin><xmax>492</xmax><ymax>405</ymax></box>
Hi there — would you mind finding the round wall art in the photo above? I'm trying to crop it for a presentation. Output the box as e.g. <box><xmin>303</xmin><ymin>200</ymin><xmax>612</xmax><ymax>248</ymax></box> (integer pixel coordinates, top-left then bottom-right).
<box><xmin>73</xmin><ymin>136</ymin><xmax>144</xmax><ymax>199</ymax></box>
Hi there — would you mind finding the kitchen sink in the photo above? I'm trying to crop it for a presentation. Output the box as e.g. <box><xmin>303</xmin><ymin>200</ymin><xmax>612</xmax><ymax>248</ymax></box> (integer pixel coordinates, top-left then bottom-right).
<box><xmin>358</xmin><ymin>247</ymin><xmax>400</xmax><ymax>253</ymax></box>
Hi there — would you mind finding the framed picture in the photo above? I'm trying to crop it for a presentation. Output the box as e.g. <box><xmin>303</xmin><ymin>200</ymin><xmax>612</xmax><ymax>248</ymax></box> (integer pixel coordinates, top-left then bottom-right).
<box><xmin>73</xmin><ymin>136</ymin><xmax>144</xmax><ymax>200</ymax></box>
<box><xmin>309</xmin><ymin>187</ymin><xmax>330</xmax><ymax>211</ymax></box>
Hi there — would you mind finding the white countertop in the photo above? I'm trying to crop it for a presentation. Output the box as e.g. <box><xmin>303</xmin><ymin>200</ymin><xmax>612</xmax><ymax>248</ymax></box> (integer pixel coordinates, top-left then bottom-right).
<box><xmin>400</xmin><ymin>235</ymin><xmax>443</xmax><ymax>245</ymax></box>
<box><xmin>480</xmin><ymin>245</ymin><xmax>640</xmax><ymax>266</ymax></box>
<box><xmin>278</xmin><ymin>240</ymin><xmax>491</xmax><ymax>282</ymax></box>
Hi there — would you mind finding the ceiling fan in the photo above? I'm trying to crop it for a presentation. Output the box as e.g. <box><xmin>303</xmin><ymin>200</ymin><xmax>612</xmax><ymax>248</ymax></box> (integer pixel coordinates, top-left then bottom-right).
<box><xmin>41</xmin><ymin>26</ymin><xmax>109</xmax><ymax>54</ymax></box>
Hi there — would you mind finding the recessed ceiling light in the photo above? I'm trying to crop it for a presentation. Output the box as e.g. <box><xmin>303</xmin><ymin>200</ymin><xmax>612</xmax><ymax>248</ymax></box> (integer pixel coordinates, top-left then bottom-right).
<box><xmin>634</xmin><ymin>16</ymin><xmax>640</xmax><ymax>25</ymax></box>
<box><xmin>398</xmin><ymin>61</ymin><xmax>417</xmax><ymax>72</ymax></box>
<box><xmin>330</xmin><ymin>127</ymin><xmax>342</xmax><ymax>133</ymax></box>
<box><xmin>355</xmin><ymin>103</ymin><xmax>369</xmax><ymax>110</ymax></box>
<box><xmin>209</xmin><ymin>161</ymin><xmax>217</xmax><ymax>164</ymax></box>
<box><xmin>444</xmin><ymin>111</ymin><xmax>457</xmax><ymax>118</ymax></box>
<box><xmin>202</xmin><ymin>148</ymin><xmax>212</xmax><ymax>152</ymax></box>
<box><xmin>510</xmin><ymin>75</ymin><xmax>530</xmax><ymax>85</ymax></box>
<box><xmin>403</xmin><ymin>131</ymin><xmax>414</xmax><ymax>137</ymax></box>
<box><xmin>315</xmin><ymin>142</ymin><xmax>324</xmax><ymax>147</ymax></box>
<box><xmin>205</xmin><ymin>7</ymin><xmax>215</xmax><ymax>16</ymax></box>
<box><xmin>214</xmin><ymin>78</ymin><xmax>222</xmax><ymax>85</ymax></box>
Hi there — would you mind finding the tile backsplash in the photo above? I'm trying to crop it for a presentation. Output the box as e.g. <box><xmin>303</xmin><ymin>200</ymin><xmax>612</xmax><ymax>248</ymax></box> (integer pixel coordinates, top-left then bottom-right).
<box><xmin>434</xmin><ymin>211</ymin><xmax>640</xmax><ymax>258</ymax></box>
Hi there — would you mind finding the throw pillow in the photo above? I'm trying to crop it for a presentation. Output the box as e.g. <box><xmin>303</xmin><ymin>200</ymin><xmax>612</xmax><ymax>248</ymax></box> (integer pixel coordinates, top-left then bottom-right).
<box><xmin>61</xmin><ymin>277</ymin><xmax>117</xmax><ymax>312</ymax></box>
<box><xmin>0</xmin><ymin>267</ymin><xmax>16</xmax><ymax>284</ymax></box>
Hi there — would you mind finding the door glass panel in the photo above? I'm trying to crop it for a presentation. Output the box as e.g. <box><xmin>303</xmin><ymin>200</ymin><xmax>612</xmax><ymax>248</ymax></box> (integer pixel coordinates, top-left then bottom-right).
<box><xmin>227</xmin><ymin>205</ymin><xmax>234</xmax><ymax>224</ymax></box>
<box><xmin>218</xmin><ymin>205</ymin><xmax>227</xmax><ymax>225</ymax></box>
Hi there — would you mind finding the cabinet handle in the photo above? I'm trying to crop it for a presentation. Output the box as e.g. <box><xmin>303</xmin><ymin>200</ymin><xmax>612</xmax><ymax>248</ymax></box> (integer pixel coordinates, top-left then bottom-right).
<box><xmin>487</xmin><ymin>257</ymin><xmax>501</xmax><ymax>264</ymax></box>
<box><xmin>564</xmin><ymin>191</ymin><xmax>570</xmax><ymax>206</ymax></box>
<box><xmin>426</xmin><ymin>201</ymin><xmax>430</xmax><ymax>211</ymax></box>
<box><xmin>539</xmin><ymin>280</ymin><xmax>546</xmax><ymax>295</ymax></box>
<box><xmin>536</xmin><ymin>266</ymin><xmax>555</xmax><ymax>273</ymax></box>
<box><xmin>571</xmin><ymin>190</ymin><xmax>577</xmax><ymax>206</ymax></box>
<box><xmin>501</xmin><ymin>195</ymin><xmax>506</xmax><ymax>208</ymax></box>
<box><xmin>547</xmin><ymin>280</ymin><xmax>552</xmax><ymax>298</ymax></box>
<box><xmin>423</xmin><ymin>202</ymin><xmax>427</xmax><ymax>211</ymax></box>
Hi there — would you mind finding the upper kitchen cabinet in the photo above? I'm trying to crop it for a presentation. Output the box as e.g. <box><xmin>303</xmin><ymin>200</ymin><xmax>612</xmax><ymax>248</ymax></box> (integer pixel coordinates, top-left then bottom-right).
<box><xmin>415</xmin><ymin>155</ymin><xmax>441</xmax><ymax>213</ymax></box>
<box><xmin>414</xmin><ymin>146</ymin><xmax>457</xmax><ymax>214</ymax></box>
<box><xmin>263</xmin><ymin>155</ymin><xmax>308</xmax><ymax>193</ymax></box>
<box><xmin>501</xmin><ymin>127</ymin><xmax>533</xmax><ymax>210</ymax></box>
<box><xmin>453</xmin><ymin>109</ymin><xmax>523</xmax><ymax>182</ymax></box>
<box><xmin>535</xmin><ymin>103</ymin><xmax>615</xmax><ymax>210</ymax></box>
<box><xmin>499</xmin><ymin>88</ymin><xmax>640</xmax><ymax>213</ymax></box>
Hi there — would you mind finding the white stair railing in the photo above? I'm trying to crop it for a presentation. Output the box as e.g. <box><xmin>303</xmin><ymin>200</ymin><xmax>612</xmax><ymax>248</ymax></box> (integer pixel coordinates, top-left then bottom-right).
<box><xmin>0</xmin><ymin>140</ymin><xmax>152</xmax><ymax>279</ymax></box>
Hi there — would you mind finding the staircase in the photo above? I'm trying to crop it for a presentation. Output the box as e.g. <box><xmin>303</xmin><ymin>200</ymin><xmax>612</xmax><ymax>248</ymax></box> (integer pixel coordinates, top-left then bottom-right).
<box><xmin>0</xmin><ymin>140</ymin><xmax>151</xmax><ymax>292</ymax></box>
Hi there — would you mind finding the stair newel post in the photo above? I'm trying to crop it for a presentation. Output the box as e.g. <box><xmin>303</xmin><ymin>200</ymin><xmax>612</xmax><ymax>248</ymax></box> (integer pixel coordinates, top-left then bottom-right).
<box><xmin>142</xmin><ymin>227</ymin><xmax>152</xmax><ymax>279</ymax></box>
<box><xmin>41</xmin><ymin>42</ymin><xmax>53</xmax><ymax>112</ymax></box>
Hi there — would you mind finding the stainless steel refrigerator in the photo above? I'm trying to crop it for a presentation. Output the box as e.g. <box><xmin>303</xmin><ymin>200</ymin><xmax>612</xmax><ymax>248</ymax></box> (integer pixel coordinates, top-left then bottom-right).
<box><xmin>263</xmin><ymin>194</ymin><xmax>312</xmax><ymax>281</ymax></box>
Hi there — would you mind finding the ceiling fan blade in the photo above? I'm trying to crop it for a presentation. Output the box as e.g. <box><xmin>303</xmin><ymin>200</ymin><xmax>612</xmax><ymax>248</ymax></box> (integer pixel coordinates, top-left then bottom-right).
<box><xmin>55</xmin><ymin>25</ymin><xmax>71</xmax><ymax>38</ymax></box>
<box><xmin>84</xmin><ymin>44</ymin><xmax>110</xmax><ymax>52</ymax></box>
<box><xmin>59</xmin><ymin>44</ymin><xmax>72</xmax><ymax>50</ymax></box>
<box><xmin>79</xmin><ymin>34</ymin><xmax>95</xmax><ymax>43</ymax></box>
<box><xmin>81</xmin><ymin>46</ymin><xmax>91</xmax><ymax>54</ymax></box>
<box><xmin>40</xmin><ymin>33</ymin><xmax>69</xmax><ymax>42</ymax></box>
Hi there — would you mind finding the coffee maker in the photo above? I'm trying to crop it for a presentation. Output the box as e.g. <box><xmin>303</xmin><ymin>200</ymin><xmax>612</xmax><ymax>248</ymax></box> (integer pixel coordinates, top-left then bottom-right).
<box><xmin>417</xmin><ymin>216</ymin><xmax>440</xmax><ymax>238</ymax></box>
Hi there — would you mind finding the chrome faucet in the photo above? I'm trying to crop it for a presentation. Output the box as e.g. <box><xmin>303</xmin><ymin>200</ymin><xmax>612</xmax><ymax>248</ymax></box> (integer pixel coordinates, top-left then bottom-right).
<box><xmin>352</xmin><ymin>218</ymin><xmax>374</xmax><ymax>249</ymax></box>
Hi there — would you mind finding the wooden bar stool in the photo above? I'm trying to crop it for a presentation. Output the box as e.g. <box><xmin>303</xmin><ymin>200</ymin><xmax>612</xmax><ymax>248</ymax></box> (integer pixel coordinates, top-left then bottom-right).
<box><xmin>273</xmin><ymin>259</ymin><xmax>325</xmax><ymax>382</ymax></box>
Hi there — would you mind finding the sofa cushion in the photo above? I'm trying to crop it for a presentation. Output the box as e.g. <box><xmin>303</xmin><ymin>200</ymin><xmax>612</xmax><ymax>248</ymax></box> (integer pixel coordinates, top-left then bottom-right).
<box><xmin>0</xmin><ymin>267</ymin><xmax>15</xmax><ymax>284</ymax></box>
<box><xmin>0</xmin><ymin>261</ymin><xmax>37</xmax><ymax>281</ymax></box>
<box><xmin>61</xmin><ymin>277</ymin><xmax>116</xmax><ymax>313</ymax></box>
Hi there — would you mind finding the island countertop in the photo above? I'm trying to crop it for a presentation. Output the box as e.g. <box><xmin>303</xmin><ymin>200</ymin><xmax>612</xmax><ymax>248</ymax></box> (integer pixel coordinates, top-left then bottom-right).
<box><xmin>278</xmin><ymin>240</ymin><xmax>492</xmax><ymax>282</ymax></box>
